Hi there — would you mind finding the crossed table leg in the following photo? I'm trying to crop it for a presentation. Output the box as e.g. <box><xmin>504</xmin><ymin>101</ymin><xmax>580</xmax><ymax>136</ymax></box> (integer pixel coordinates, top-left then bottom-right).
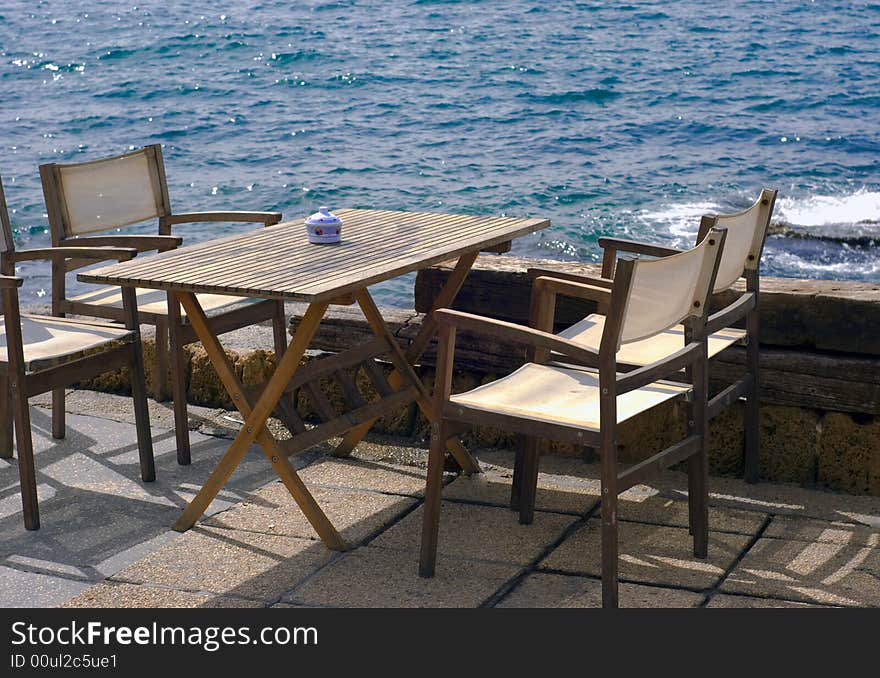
<box><xmin>170</xmin><ymin>292</ymin><xmax>345</xmax><ymax>549</ymax></box>
<box><xmin>169</xmin><ymin>254</ymin><xmax>483</xmax><ymax>548</ymax></box>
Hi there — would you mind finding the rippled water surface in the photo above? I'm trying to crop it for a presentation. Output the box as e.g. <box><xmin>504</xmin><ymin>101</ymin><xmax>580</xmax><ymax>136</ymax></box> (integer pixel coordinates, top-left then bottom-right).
<box><xmin>1</xmin><ymin>0</ymin><xmax>878</xmax><ymax>306</ymax></box>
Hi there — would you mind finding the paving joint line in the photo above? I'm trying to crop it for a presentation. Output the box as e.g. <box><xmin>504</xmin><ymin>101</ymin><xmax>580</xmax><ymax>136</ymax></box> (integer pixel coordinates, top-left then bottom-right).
<box><xmin>479</xmin><ymin>501</ymin><xmax>601</xmax><ymax>608</ymax></box>
<box><xmin>699</xmin><ymin>512</ymin><xmax>774</xmax><ymax>608</ymax></box>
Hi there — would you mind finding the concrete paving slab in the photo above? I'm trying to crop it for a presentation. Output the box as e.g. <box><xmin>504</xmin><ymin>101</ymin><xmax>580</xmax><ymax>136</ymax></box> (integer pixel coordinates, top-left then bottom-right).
<box><xmin>205</xmin><ymin>481</ymin><xmax>417</xmax><ymax>545</ymax></box>
<box><xmin>443</xmin><ymin>466</ymin><xmax>599</xmax><ymax>516</ymax></box>
<box><xmin>0</xmin><ymin>564</ymin><xmax>94</xmax><ymax>608</ymax></box>
<box><xmin>706</xmin><ymin>593</ymin><xmax>827</xmax><ymax>608</ymax></box>
<box><xmin>110</xmin><ymin>526</ymin><xmax>334</xmax><ymax>603</ymax></box>
<box><xmin>720</xmin><ymin>536</ymin><xmax>880</xmax><ymax>607</ymax></box>
<box><xmin>540</xmin><ymin>519</ymin><xmax>751</xmax><ymax>590</ymax></box>
<box><xmin>284</xmin><ymin>546</ymin><xmax>520</xmax><ymax>608</ymax></box>
<box><xmin>497</xmin><ymin>572</ymin><xmax>703</xmax><ymax>608</ymax></box>
<box><xmin>63</xmin><ymin>582</ymin><xmax>265</xmax><ymax>608</ymax></box>
<box><xmin>618</xmin><ymin>495</ymin><xmax>768</xmax><ymax>536</ymax></box>
<box><xmin>371</xmin><ymin>500</ymin><xmax>578</xmax><ymax>566</ymax></box>
<box><xmin>477</xmin><ymin>449</ymin><xmax>880</xmax><ymax>529</ymax></box>
<box><xmin>764</xmin><ymin>516</ymin><xmax>880</xmax><ymax>548</ymax></box>
<box><xmin>299</xmin><ymin>457</ymin><xmax>427</xmax><ymax>497</ymax></box>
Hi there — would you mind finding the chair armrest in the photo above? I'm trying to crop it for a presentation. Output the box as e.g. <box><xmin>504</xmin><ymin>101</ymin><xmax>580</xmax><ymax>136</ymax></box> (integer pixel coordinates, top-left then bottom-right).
<box><xmin>616</xmin><ymin>342</ymin><xmax>702</xmax><ymax>395</ymax></box>
<box><xmin>60</xmin><ymin>235</ymin><xmax>183</xmax><ymax>252</ymax></box>
<box><xmin>0</xmin><ymin>274</ymin><xmax>23</xmax><ymax>288</ymax></box>
<box><xmin>435</xmin><ymin>309</ymin><xmax>601</xmax><ymax>365</ymax></box>
<box><xmin>598</xmin><ymin>237</ymin><xmax>684</xmax><ymax>259</ymax></box>
<box><xmin>598</xmin><ymin>237</ymin><xmax>684</xmax><ymax>277</ymax></box>
<box><xmin>9</xmin><ymin>247</ymin><xmax>138</xmax><ymax>263</ymax></box>
<box><xmin>531</xmin><ymin>275</ymin><xmax>612</xmax><ymax>304</ymax></box>
<box><xmin>163</xmin><ymin>211</ymin><xmax>283</xmax><ymax>227</ymax></box>
<box><xmin>706</xmin><ymin>291</ymin><xmax>756</xmax><ymax>334</ymax></box>
<box><xmin>528</xmin><ymin>268</ymin><xmax>613</xmax><ymax>288</ymax></box>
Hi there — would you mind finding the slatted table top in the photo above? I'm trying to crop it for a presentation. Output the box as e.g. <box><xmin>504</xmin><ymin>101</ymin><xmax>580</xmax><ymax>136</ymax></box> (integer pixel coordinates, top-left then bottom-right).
<box><xmin>79</xmin><ymin>208</ymin><xmax>549</xmax><ymax>303</ymax></box>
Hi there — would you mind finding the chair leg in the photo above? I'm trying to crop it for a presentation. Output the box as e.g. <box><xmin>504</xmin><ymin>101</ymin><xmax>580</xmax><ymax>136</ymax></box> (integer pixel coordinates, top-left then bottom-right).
<box><xmin>51</xmin><ymin>387</ymin><xmax>65</xmax><ymax>439</ymax></box>
<box><xmin>129</xmin><ymin>342</ymin><xmax>156</xmax><ymax>483</ymax></box>
<box><xmin>419</xmin><ymin>421</ymin><xmax>448</xmax><ymax>577</ymax></box>
<box><xmin>517</xmin><ymin>435</ymin><xmax>540</xmax><ymax>525</ymax></box>
<box><xmin>744</xmin><ymin>324</ymin><xmax>760</xmax><ymax>483</ymax></box>
<box><xmin>168</xmin><ymin>319</ymin><xmax>191</xmax><ymax>466</ymax></box>
<box><xmin>689</xmin><ymin>352</ymin><xmax>710</xmax><ymax>559</ymax></box>
<box><xmin>510</xmin><ymin>446</ymin><xmax>524</xmax><ymax>511</ymax></box>
<box><xmin>0</xmin><ymin>375</ymin><xmax>12</xmax><ymax>459</ymax></box>
<box><xmin>153</xmin><ymin>318</ymin><xmax>170</xmax><ymax>402</ymax></box>
<box><xmin>10</xmin><ymin>378</ymin><xmax>39</xmax><ymax>530</ymax></box>
<box><xmin>599</xmin><ymin>432</ymin><xmax>618</xmax><ymax>609</ymax></box>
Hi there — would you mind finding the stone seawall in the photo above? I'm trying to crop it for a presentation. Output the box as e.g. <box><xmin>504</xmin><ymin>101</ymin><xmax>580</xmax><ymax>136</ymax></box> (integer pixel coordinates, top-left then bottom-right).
<box><xmin>79</xmin><ymin>254</ymin><xmax>880</xmax><ymax>497</ymax></box>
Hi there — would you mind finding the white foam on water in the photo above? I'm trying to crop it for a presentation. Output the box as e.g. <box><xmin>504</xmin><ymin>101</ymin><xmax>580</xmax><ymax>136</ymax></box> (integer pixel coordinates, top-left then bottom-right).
<box><xmin>635</xmin><ymin>200</ymin><xmax>721</xmax><ymax>239</ymax></box>
<box><xmin>776</xmin><ymin>190</ymin><xmax>880</xmax><ymax>228</ymax></box>
<box><xmin>766</xmin><ymin>250</ymin><xmax>880</xmax><ymax>278</ymax></box>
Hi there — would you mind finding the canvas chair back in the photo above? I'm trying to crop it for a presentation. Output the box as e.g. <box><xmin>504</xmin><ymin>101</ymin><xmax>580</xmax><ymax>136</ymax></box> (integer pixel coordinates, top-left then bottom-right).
<box><xmin>41</xmin><ymin>145</ymin><xmax>171</xmax><ymax>242</ymax></box>
<box><xmin>701</xmin><ymin>188</ymin><xmax>777</xmax><ymax>292</ymax></box>
<box><xmin>604</xmin><ymin>227</ymin><xmax>727</xmax><ymax>351</ymax></box>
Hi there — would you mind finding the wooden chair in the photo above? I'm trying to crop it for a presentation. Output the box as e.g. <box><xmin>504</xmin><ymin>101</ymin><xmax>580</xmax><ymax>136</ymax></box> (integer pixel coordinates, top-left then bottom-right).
<box><xmin>0</xmin><ymin>177</ymin><xmax>154</xmax><ymax>530</ymax></box>
<box><xmin>419</xmin><ymin>227</ymin><xmax>728</xmax><ymax>608</ymax></box>
<box><xmin>39</xmin><ymin>144</ymin><xmax>287</xmax><ymax>465</ymax></box>
<box><xmin>528</xmin><ymin>189</ymin><xmax>777</xmax><ymax>483</ymax></box>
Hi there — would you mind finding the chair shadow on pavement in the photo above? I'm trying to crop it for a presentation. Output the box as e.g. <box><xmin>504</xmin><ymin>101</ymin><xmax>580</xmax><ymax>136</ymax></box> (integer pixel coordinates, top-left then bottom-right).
<box><xmin>3</xmin><ymin>409</ymin><xmax>879</xmax><ymax>609</ymax></box>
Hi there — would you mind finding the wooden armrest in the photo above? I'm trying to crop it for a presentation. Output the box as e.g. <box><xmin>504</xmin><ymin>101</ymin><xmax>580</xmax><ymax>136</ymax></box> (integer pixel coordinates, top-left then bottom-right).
<box><xmin>599</xmin><ymin>237</ymin><xmax>684</xmax><ymax>278</ymax></box>
<box><xmin>435</xmin><ymin>309</ymin><xmax>601</xmax><ymax>365</ymax></box>
<box><xmin>528</xmin><ymin>268</ymin><xmax>613</xmax><ymax>288</ymax></box>
<box><xmin>598</xmin><ymin>237</ymin><xmax>684</xmax><ymax>259</ymax></box>
<box><xmin>0</xmin><ymin>274</ymin><xmax>23</xmax><ymax>288</ymax></box>
<box><xmin>9</xmin><ymin>247</ymin><xmax>138</xmax><ymax>263</ymax></box>
<box><xmin>163</xmin><ymin>211</ymin><xmax>283</xmax><ymax>227</ymax></box>
<box><xmin>706</xmin><ymin>291</ymin><xmax>756</xmax><ymax>333</ymax></box>
<box><xmin>616</xmin><ymin>342</ymin><xmax>702</xmax><ymax>395</ymax></box>
<box><xmin>61</xmin><ymin>235</ymin><xmax>182</xmax><ymax>252</ymax></box>
<box><xmin>531</xmin><ymin>275</ymin><xmax>612</xmax><ymax>304</ymax></box>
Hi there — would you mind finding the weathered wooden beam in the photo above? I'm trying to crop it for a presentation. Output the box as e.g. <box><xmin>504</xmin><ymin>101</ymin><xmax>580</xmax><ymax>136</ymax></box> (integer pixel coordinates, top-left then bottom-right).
<box><xmin>415</xmin><ymin>255</ymin><xmax>880</xmax><ymax>355</ymax></box>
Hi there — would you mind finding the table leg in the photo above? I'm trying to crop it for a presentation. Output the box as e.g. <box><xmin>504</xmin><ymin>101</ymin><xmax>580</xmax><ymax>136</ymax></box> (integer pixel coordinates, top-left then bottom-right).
<box><xmin>353</xmin><ymin>288</ymin><xmax>481</xmax><ymax>474</ymax></box>
<box><xmin>334</xmin><ymin>251</ymin><xmax>481</xmax><ymax>472</ymax></box>
<box><xmin>171</xmin><ymin>293</ymin><xmax>346</xmax><ymax>551</ymax></box>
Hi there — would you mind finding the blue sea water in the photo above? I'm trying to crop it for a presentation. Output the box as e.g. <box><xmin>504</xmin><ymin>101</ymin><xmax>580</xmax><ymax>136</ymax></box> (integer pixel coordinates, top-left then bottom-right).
<box><xmin>1</xmin><ymin>0</ymin><xmax>878</xmax><ymax>307</ymax></box>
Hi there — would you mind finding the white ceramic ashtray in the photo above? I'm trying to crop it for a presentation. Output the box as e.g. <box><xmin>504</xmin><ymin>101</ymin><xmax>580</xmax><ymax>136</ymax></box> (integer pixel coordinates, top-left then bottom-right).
<box><xmin>305</xmin><ymin>206</ymin><xmax>342</xmax><ymax>244</ymax></box>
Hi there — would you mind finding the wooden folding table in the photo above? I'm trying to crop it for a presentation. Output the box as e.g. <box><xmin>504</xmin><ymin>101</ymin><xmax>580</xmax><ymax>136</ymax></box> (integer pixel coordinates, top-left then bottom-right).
<box><xmin>80</xmin><ymin>208</ymin><xmax>549</xmax><ymax>550</ymax></box>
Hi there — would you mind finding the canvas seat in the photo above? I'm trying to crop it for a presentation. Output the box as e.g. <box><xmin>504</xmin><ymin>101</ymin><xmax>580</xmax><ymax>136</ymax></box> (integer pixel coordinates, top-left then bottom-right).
<box><xmin>420</xmin><ymin>227</ymin><xmax>729</xmax><ymax>608</ymax></box>
<box><xmin>450</xmin><ymin>363</ymin><xmax>690</xmax><ymax>432</ymax></box>
<box><xmin>40</xmin><ymin>144</ymin><xmax>288</xmax><ymax>466</ymax></box>
<box><xmin>69</xmin><ymin>286</ymin><xmax>260</xmax><ymax>320</ymax></box>
<box><xmin>0</xmin><ymin>314</ymin><xmax>134</xmax><ymax>371</ymax></box>
<box><xmin>0</xmin><ymin>177</ymin><xmax>154</xmax><ymax>530</ymax></box>
<box><xmin>558</xmin><ymin>312</ymin><xmax>746</xmax><ymax>365</ymax></box>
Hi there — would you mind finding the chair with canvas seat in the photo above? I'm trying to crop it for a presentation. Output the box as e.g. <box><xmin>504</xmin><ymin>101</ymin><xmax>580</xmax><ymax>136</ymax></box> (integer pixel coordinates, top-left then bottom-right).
<box><xmin>526</xmin><ymin>188</ymin><xmax>777</xmax><ymax>484</ymax></box>
<box><xmin>39</xmin><ymin>144</ymin><xmax>288</xmax><ymax>465</ymax></box>
<box><xmin>419</xmin><ymin>227</ymin><xmax>727</xmax><ymax>608</ymax></box>
<box><xmin>0</xmin><ymin>177</ymin><xmax>154</xmax><ymax>530</ymax></box>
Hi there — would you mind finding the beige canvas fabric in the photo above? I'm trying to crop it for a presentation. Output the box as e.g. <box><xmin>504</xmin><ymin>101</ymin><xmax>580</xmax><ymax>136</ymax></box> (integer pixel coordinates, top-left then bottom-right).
<box><xmin>57</xmin><ymin>151</ymin><xmax>161</xmax><ymax>235</ymax></box>
<box><xmin>69</xmin><ymin>286</ymin><xmax>259</xmax><ymax>318</ymax></box>
<box><xmin>450</xmin><ymin>363</ymin><xmax>689</xmax><ymax>432</ymax></box>
<box><xmin>712</xmin><ymin>194</ymin><xmax>768</xmax><ymax>291</ymax></box>
<box><xmin>618</xmin><ymin>232</ymin><xmax>721</xmax><ymax>347</ymax></box>
<box><xmin>559</xmin><ymin>313</ymin><xmax>745</xmax><ymax>364</ymax></box>
<box><xmin>0</xmin><ymin>314</ymin><xmax>134</xmax><ymax>370</ymax></box>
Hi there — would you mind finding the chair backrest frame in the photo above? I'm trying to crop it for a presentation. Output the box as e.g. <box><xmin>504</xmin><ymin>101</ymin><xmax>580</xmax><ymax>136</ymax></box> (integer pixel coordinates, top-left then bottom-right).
<box><xmin>40</xmin><ymin>144</ymin><xmax>172</xmax><ymax>245</ymax></box>
<box><xmin>602</xmin><ymin>227</ymin><xmax>728</xmax><ymax>353</ymax></box>
<box><xmin>698</xmin><ymin>188</ymin><xmax>777</xmax><ymax>293</ymax></box>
